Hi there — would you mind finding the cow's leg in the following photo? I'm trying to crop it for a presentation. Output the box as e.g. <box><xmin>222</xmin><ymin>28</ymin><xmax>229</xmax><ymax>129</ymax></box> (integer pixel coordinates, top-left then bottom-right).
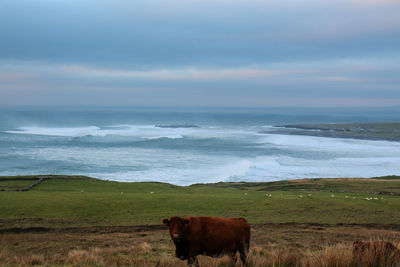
<box><xmin>239</xmin><ymin>247</ymin><xmax>248</xmax><ymax>266</ymax></box>
<box><xmin>239</xmin><ymin>251</ymin><xmax>247</xmax><ymax>266</ymax></box>
<box><xmin>187</xmin><ymin>256</ymin><xmax>199</xmax><ymax>267</ymax></box>
<box><xmin>231</xmin><ymin>251</ymin><xmax>238</xmax><ymax>264</ymax></box>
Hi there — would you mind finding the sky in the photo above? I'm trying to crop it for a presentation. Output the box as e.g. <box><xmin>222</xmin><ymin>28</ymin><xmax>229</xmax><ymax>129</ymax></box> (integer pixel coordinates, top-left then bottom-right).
<box><xmin>0</xmin><ymin>0</ymin><xmax>399</xmax><ymax>107</ymax></box>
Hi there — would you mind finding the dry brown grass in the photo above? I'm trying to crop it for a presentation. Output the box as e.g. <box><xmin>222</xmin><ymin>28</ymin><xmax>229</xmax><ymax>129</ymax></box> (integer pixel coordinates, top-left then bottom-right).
<box><xmin>1</xmin><ymin>242</ymin><xmax>400</xmax><ymax>267</ymax></box>
<box><xmin>307</xmin><ymin>244</ymin><xmax>353</xmax><ymax>267</ymax></box>
<box><xmin>1</xmin><ymin>224</ymin><xmax>400</xmax><ymax>266</ymax></box>
<box><xmin>351</xmin><ymin>239</ymin><xmax>400</xmax><ymax>267</ymax></box>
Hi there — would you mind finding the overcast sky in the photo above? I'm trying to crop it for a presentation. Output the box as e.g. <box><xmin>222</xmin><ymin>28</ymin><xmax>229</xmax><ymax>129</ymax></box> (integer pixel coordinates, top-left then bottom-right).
<box><xmin>0</xmin><ymin>0</ymin><xmax>399</xmax><ymax>107</ymax></box>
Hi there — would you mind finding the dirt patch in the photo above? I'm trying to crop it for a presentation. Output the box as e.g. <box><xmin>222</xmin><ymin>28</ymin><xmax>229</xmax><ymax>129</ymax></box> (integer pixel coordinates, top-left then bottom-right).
<box><xmin>2</xmin><ymin>222</ymin><xmax>400</xmax><ymax>234</ymax></box>
<box><xmin>0</xmin><ymin>224</ymin><xmax>166</xmax><ymax>234</ymax></box>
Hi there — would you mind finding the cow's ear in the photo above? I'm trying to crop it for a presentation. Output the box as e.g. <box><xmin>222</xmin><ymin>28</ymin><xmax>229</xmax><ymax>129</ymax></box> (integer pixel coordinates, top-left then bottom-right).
<box><xmin>183</xmin><ymin>218</ymin><xmax>190</xmax><ymax>225</ymax></box>
<box><xmin>162</xmin><ymin>218</ymin><xmax>170</xmax><ymax>226</ymax></box>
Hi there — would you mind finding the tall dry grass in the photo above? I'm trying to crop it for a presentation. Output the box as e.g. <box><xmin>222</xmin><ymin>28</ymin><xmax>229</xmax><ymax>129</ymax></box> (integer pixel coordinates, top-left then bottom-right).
<box><xmin>0</xmin><ymin>241</ymin><xmax>399</xmax><ymax>267</ymax></box>
<box><xmin>351</xmin><ymin>240</ymin><xmax>400</xmax><ymax>267</ymax></box>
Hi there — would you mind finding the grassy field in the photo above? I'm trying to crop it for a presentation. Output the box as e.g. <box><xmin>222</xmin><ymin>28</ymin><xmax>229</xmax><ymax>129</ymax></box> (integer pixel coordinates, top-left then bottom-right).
<box><xmin>1</xmin><ymin>175</ymin><xmax>400</xmax><ymax>228</ymax></box>
<box><xmin>2</xmin><ymin>223</ymin><xmax>400</xmax><ymax>267</ymax></box>
<box><xmin>1</xmin><ymin>175</ymin><xmax>400</xmax><ymax>266</ymax></box>
<box><xmin>0</xmin><ymin>180</ymin><xmax>36</xmax><ymax>190</ymax></box>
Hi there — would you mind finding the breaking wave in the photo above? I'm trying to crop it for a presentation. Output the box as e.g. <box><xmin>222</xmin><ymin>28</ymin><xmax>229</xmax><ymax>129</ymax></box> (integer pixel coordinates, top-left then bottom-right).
<box><xmin>1</xmin><ymin>107</ymin><xmax>400</xmax><ymax>185</ymax></box>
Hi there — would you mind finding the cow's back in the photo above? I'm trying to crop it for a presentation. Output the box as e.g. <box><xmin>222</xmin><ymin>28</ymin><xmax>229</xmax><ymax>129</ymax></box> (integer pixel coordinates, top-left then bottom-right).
<box><xmin>186</xmin><ymin>216</ymin><xmax>250</xmax><ymax>256</ymax></box>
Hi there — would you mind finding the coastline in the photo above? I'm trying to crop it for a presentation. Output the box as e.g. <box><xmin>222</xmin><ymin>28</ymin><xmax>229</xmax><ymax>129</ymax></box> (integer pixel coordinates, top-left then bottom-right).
<box><xmin>262</xmin><ymin>122</ymin><xmax>400</xmax><ymax>142</ymax></box>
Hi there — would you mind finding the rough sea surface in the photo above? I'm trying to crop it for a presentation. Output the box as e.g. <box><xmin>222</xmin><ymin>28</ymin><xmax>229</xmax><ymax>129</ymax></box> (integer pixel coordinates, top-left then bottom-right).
<box><xmin>1</xmin><ymin>107</ymin><xmax>399</xmax><ymax>185</ymax></box>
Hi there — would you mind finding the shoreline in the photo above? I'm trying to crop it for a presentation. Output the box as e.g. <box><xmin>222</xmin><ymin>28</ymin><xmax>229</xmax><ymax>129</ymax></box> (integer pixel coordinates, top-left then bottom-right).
<box><xmin>262</xmin><ymin>122</ymin><xmax>400</xmax><ymax>142</ymax></box>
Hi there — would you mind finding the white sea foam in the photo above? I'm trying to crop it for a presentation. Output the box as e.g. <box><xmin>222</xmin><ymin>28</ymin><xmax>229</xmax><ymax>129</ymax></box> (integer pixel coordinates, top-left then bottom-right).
<box><xmin>7</xmin><ymin>136</ymin><xmax>400</xmax><ymax>185</ymax></box>
<box><xmin>4</xmin><ymin>124</ymin><xmax>259</xmax><ymax>141</ymax></box>
<box><xmin>3</xmin><ymin>124</ymin><xmax>400</xmax><ymax>185</ymax></box>
<box><xmin>258</xmin><ymin>133</ymin><xmax>397</xmax><ymax>154</ymax></box>
<box><xmin>5</xmin><ymin>125</ymin><xmax>192</xmax><ymax>139</ymax></box>
<box><xmin>6</xmin><ymin>126</ymin><xmax>102</xmax><ymax>137</ymax></box>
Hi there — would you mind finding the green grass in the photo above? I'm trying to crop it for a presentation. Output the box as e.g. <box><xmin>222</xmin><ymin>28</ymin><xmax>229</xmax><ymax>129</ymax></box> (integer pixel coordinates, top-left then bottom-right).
<box><xmin>311</xmin><ymin>122</ymin><xmax>400</xmax><ymax>132</ymax></box>
<box><xmin>211</xmin><ymin>177</ymin><xmax>400</xmax><ymax>194</ymax></box>
<box><xmin>1</xmin><ymin>176</ymin><xmax>400</xmax><ymax>228</ymax></box>
<box><xmin>0</xmin><ymin>179</ymin><xmax>37</xmax><ymax>189</ymax></box>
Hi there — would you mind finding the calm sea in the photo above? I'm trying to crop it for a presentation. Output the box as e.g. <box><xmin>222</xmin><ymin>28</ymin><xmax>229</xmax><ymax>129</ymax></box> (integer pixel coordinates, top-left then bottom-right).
<box><xmin>1</xmin><ymin>106</ymin><xmax>399</xmax><ymax>185</ymax></box>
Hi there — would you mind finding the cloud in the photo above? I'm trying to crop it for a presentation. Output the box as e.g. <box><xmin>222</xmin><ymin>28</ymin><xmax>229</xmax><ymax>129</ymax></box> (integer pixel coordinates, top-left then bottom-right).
<box><xmin>0</xmin><ymin>72</ymin><xmax>34</xmax><ymax>82</ymax></box>
<box><xmin>351</xmin><ymin>0</ymin><xmax>400</xmax><ymax>5</ymax></box>
<box><xmin>0</xmin><ymin>0</ymin><xmax>399</xmax><ymax>107</ymax></box>
<box><xmin>1</xmin><ymin>57</ymin><xmax>399</xmax><ymax>100</ymax></box>
<box><xmin>0</xmin><ymin>0</ymin><xmax>399</xmax><ymax>68</ymax></box>
<box><xmin>59</xmin><ymin>65</ymin><xmax>301</xmax><ymax>81</ymax></box>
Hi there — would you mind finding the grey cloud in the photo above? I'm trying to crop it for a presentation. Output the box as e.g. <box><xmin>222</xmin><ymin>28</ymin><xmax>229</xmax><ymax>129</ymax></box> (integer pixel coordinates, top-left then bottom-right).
<box><xmin>0</xmin><ymin>0</ymin><xmax>399</xmax><ymax>68</ymax></box>
<box><xmin>0</xmin><ymin>0</ymin><xmax>399</xmax><ymax>107</ymax></box>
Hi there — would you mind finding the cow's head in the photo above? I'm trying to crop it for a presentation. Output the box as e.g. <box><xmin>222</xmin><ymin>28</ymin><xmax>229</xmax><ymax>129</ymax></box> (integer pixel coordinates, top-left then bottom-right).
<box><xmin>162</xmin><ymin>216</ymin><xmax>190</xmax><ymax>240</ymax></box>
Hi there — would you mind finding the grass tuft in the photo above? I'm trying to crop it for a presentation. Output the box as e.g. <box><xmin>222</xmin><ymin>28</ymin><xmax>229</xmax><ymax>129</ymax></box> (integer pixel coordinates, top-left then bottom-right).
<box><xmin>0</xmin><ymin>241</ymin><xmax>399</xmax><ymax>266</ymax></box>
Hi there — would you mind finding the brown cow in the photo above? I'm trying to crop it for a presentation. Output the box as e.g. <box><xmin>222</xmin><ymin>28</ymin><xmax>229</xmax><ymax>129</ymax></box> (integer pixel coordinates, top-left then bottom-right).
<box><xmin>353</xmin><ymin>240</ymin><xmax>400</xmax><ymax>263</ymax></box>
<box><xmin>162</xmin><ymin>216</ymin><xmax>250</xmax><ymax>266</ymax></box>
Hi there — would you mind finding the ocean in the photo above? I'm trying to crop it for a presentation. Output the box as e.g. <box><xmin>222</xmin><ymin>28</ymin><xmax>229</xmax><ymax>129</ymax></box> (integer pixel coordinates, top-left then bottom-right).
<box><xmin>1</xmin><ymin>106</ymin><xmax>399</xmax><ymax>185</ymax></box>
